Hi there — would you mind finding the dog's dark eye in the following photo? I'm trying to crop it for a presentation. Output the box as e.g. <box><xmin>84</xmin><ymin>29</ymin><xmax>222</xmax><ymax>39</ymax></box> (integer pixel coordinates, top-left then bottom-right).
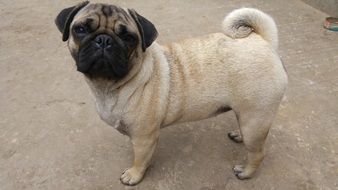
<box><xmin>119</xmin><ymin>33</ymin><xmax>136</xmax><ymax>44</ymax></box>
<box><xmin>74</xmin><ymin>25</ymin><xmax>88</xmax><ymax>34</ymax></box>
<box><xmin>118</xmin><ymin>25</ymin><xmax>136</xmax><ymax>45</ymax></box>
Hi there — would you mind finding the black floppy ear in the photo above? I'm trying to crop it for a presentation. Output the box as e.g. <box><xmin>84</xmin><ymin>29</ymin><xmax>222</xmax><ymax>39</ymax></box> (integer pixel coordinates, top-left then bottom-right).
<box><xmin>55</xmin><ymin>1</ymin><xmax>90</xmax><ymax>42</ymax></box>
<box><xmin>128</xmin><ymin>9</ymin><xmax>158</xmax><ymax>52</ymax></box>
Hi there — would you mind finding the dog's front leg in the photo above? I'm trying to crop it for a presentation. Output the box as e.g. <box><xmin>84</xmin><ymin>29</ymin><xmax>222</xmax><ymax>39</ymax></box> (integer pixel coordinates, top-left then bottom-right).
<box><xmin>120</xmin><ymin>126</ymin><xmax>159</xmax><ymax>186</ymax></box>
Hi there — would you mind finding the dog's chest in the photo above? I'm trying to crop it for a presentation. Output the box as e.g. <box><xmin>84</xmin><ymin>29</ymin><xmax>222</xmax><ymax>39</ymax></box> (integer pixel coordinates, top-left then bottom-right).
<box><xmin>94</xmin><ymin>92</ymin><xmax>127</xmax><ymax>133</ymax></box>
<box><xmin>96</xmin><ymin>98</ymin><xmax>117</xmax><ymax>123</ymax></box>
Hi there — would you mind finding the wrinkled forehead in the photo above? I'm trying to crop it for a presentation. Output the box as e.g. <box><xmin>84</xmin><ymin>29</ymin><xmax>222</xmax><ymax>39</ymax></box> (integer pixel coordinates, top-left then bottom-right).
<box><xmin>72</xmin><ymin>3</ymin><xmax>135</xmax><ymax>31</ymax></box>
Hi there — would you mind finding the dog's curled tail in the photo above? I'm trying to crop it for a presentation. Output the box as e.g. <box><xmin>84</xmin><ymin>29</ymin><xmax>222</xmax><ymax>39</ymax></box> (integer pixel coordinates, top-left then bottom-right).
<box><xmin>222</xmin><ymin>8</ymin><xmax>278</xmax><ymax>50</ymax></box>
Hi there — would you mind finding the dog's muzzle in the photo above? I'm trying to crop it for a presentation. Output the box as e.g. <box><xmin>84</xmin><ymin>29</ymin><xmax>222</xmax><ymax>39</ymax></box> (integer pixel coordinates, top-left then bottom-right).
<box><xmin>76</xmin><ymin>34</ymin><xmax>129</xmax><ymax>79</ymax></box>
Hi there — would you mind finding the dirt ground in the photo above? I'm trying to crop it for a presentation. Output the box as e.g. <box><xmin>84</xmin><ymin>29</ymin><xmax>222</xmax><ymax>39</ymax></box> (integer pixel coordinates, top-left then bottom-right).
<box><xmin>0</xmin><ymin>0</ymin><xmax>337</xmax><ymax>190</ymax></box>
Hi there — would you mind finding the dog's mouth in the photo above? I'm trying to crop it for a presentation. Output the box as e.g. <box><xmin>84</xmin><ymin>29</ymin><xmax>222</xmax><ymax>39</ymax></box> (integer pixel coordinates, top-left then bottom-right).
<box><xmin>88</xmin><ymin>57</ymin><xmax>110</xmax><ymax>71</ymax></box>
<box><xmin>85</xmin><ymin>57</ymin><xmax>113</xmax><ymax>76</ymax></box>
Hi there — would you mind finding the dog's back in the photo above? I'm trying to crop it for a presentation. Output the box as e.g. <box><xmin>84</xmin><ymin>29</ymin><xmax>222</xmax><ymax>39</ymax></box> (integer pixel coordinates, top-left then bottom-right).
<box><xmin>161</xmin><ymin>8</ymin><xmax>287</xmax><ymax>125</ymax></box>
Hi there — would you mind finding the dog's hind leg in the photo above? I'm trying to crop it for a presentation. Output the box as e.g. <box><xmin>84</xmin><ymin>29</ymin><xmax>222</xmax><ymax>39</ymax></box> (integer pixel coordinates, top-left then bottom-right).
<box><xmin>232</xmin><ymin>106</ymin><xmax>278</xmax><ymax>180</ymax></box>
<box><xmin>228</xmin><ymin>129</ymin><xmax>243</xmax><ymax>143</ymax></box>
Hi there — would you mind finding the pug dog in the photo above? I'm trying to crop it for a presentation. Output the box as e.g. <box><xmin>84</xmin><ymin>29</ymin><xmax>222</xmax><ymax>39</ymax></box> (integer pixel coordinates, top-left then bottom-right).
<box><xmin>55</xmin><ymin>1</ymin><xmax>287</xmax><ymax>186</ymax></box>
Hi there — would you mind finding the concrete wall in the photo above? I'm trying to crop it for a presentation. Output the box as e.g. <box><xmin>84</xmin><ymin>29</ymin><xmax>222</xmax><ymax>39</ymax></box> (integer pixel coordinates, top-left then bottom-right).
<box><xmin>302</xmin><ymin>0</ymin><xmax>338</xmax><ymax>16</ymax></box>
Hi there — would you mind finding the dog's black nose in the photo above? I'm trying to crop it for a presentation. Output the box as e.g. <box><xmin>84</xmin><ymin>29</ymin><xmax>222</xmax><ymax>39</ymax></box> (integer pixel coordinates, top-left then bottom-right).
<box><xmin>94</xmin><ymin>34</ymin><xmax>113</xmax><ymax>49</ymax></box>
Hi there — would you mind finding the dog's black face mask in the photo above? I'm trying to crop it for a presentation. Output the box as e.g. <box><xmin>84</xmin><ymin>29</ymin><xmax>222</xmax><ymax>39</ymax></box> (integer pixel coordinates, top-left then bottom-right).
<box><xmin>55</xmin><ymin>1</ymin><xmax>158</xmax><ymax>80</ymax></box>
<box><xmin>74</xmin><ymin>30</ymin><xmax>134</xmax><ymax>79</ymax></box>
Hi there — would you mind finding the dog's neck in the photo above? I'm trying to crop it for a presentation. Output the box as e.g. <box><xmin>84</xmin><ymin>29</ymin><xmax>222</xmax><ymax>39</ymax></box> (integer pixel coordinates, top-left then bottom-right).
<box><xmin>83</xmin><ymin>43</ymin><xmax>164</xmax><ymax>116</ymax></box>
<box><xmin>83</xmin><ymin>42</ymin><xmax>171</xmax><ymax>130</ymax></box>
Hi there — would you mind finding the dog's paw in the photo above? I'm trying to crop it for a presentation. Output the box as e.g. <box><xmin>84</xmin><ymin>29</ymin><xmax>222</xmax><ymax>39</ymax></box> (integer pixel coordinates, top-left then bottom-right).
<box><xmin>120</xmin><ymin>167</ymin><xmax>145</xmax><ymax>186</ymax></box>
<box><xmin>233</xmin><ymin>165</ymin><xmax>252</xmax><ymax>180</ymax></box>
<box><xmin>228</xmin><ymin>130</ymin><xmax>243</xmax><ymax>143</ymax></box>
